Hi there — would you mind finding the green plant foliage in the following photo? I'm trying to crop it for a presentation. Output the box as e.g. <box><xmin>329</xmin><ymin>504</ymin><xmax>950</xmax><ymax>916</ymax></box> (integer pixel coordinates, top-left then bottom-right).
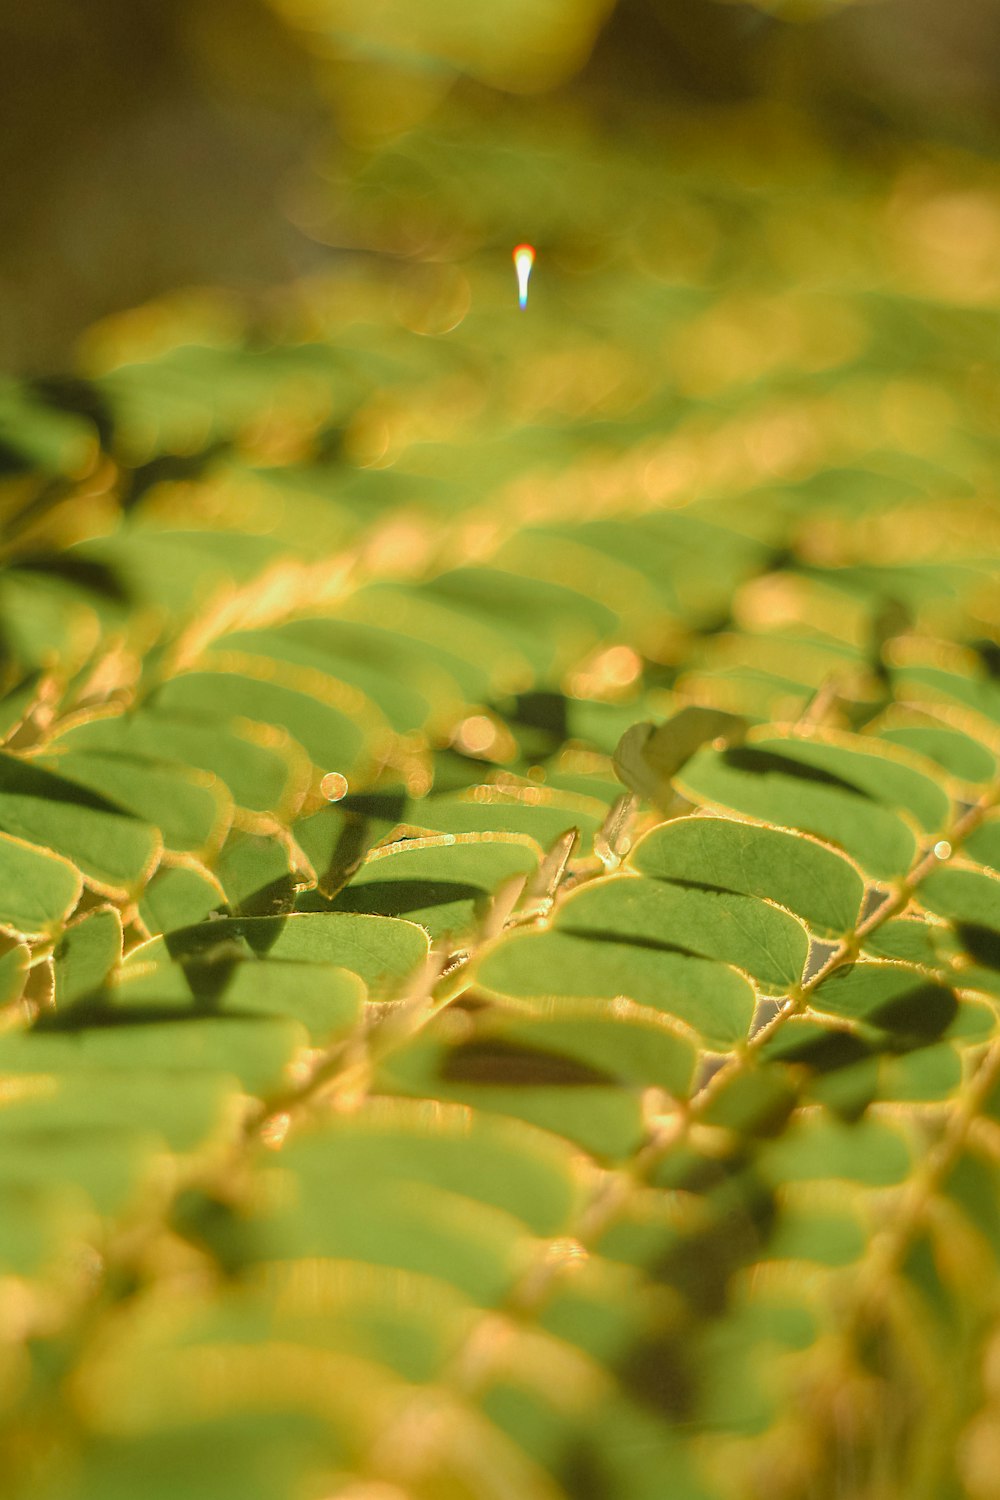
<box><xmin>3</xmin><ymin>7</ymin><xmax>1000</xmax><ymax>1497</ymax></box>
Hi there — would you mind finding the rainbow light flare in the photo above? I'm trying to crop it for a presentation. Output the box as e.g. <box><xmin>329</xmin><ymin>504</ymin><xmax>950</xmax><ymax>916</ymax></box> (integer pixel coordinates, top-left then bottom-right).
<box><xmin>513</xmin><ymin>243</ymin><xmax>535</xmax><ymax>309</ymax></box>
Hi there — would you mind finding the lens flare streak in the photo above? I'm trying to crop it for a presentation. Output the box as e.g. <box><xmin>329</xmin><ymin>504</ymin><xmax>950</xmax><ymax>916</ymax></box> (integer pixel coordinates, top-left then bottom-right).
<box><xmin>513</xmin><ymin>243</ymin><xmax>535</xmax><ymax>309</ymax></box>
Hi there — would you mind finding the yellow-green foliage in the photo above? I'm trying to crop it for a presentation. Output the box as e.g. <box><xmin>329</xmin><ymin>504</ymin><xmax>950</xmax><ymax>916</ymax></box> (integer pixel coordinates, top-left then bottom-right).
<box><xmin>1</xmin><ymin>9</ymin><xmax>1000</xmax><ymax>1498</ymax></box>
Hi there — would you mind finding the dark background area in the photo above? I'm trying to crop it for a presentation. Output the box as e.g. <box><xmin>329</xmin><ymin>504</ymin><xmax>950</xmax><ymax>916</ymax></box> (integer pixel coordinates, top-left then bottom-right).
<box><xmin>3</xmin><ymin>0</ymin><xmax>999</xmax><ymax>373</ymax></box>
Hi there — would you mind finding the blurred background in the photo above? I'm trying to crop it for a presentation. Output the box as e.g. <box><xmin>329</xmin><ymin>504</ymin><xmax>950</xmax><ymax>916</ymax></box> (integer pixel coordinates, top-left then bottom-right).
<box><xmin>3</xmin><ymin>0</ymin><xmax>1000</xmax><ymax>374</ymax></box>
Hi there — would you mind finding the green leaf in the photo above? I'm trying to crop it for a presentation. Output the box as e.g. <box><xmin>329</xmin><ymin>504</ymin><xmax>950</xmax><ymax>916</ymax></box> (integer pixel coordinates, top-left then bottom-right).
<box><xmin>0</xmin><ymin>939</ymin><xmax>29</xmax><ymax>1005</ymax></box>
<box><xmin>322</xmin><ymin>833</ymin><xmax>538</xmax><ymax>941</ymax></box>
<box><xmin>426</xmin><ymin>567</ymin><xmax>618</xmax><ymax>675</ymax></box>
<box><xmin>0</xmin><ymin>1128</ymin><xmax>158</xmax><ymax>1225</ymax></box>
<box><xmin>0</xmin><ymin>829</ymin><xmax>82</xmax><ymax>936</ymax></box>
<box><xmin>764</xmin><ymin>1205</ymin><xmax>865</xmax><ymax>1265</ymax></box>
<box><xmin>155</xmin><ymin>671</ymin><xmax>372</xmax><ymax>777</ymax></box>
<box><xmin>53</xmin><ymin>907</ymin><xmax>122</xmax><ymax>1004</ymax></box>
<box><xmin>0</xmin><ymin>1184</ymin><xmax>88</xmax><ymax>1275</ymax></box>
<box><xmin>213</xmin><ymin>830</ymin><xmax>298</xmax><ymax>916</ymax></box>
<box><xmin>892</xmin><ymin>664</ymin><xmax>1000</xmax><ymax>729</ymax></box>
<box><xmin>698</xmin><ymin>1066</ymin><xmax>797</xmax><ymax>1137</ymax></box>
<box><xmin>265</xmin><ymin>1104</ymin><xmax>569</xmax><ymax>1302</ymax></box>
<box><xmin>36</xmin><ymin>748</ymin><xmax>232</xmax><ymax>856</ymax></box>
<box><xmin>381</xmin><ymin>997</ymin><xmax>697</xmax><ymax>1157</ymax></box>
<box><xmin>216</xmin><ymin>623</ymin><xmax>435</xmax><ymax>734</ymax></box>
<box><xmin>46</xmin><ymin>1416</ymin><xmax>327</xmax><ymax>1500</ymax></box>
<box><xmin>334</xmin><ymin>603</ymin><xmax>495</xmax><ymax>704</ymax></box>
<box><xmin>941</xmin><ymin>1150</ymin><xmax>1000</xmax><ymax>1260</ymax></box>
<box><xmin>0</xmin><ymin>1074</ymin><xmax>231</xmax><ymax>1157</ymax></box>
<box><xmin>748</xmin><ymin>734</ymin><xmax>951</xmax><ymax>833</ymax></box>
<box><xmin>863</xmin><ymin>916</ymin><xmax>946</xmax><ymax>967</ymax></box>
<box><xmin>126</xmin><ymin>911</ymin><xmax>429</xmax><ymax>1000</ymax></box>
<box><xmin>0</xmin><ymin>1014</ymin><xmax>306</xmax><ymax>1098</ymax></box>
<box><xmin>919</xmin><ymin>864</ymin><xmax>1000</xmax><ymax>967</ymax></box>
<box><xmin>476</xmin><ymin>919</ymin><xmax>756</xmax><ymax>1050</ymax></box>
<box><xmin>268</xmin><ymin>1167</ymin><xmax>526</xmax><ymax>1305</ymax></box>
<box><xmin>554</xmin><ymin>872</ymin><xmax>808</xmax><ymax>994</ymax></box>
<box><xmin>613</xmin><ymin>708</ymin><xmax>747</xmax><ymax>808</ymax></box>
<box><xmin>0</xmin><ymin>381</ymin><xmax>96</xmax><ymax>476</ymax></box>
<box><xmin>880</xmin><ymin>724</ymin><xmax>998</xmax><ymax>786</ymax></box>
<box><xmin>292</xmin><ymin>790</ymin><xmax>409</xmax><ymax>899</ymax></box>
<box><xmin>412</xmin><ymin>786</ymin><xmax>604</xmax><ymax>854</ymax></box>
<box><xmin>676</xmin><ymin>738</ymin><xmax>919</xmax><ymax>880</ymax></box>
<box><xmin>138</xmin><ymin>862</ymin><xmax>227</xmax><ymax>935</ymax></box>
<box><xmin>629</xmin><ymin>815</ymin><xmax>864</xmax><ymax>937</ymax></box>
<box><xmin>284</xmin><ymin>1103</ymin><xmax>579</xmax><ymax>1237</ymax></box>
<box><xmin>878</xmin><ymin>1042</ymin><xmax>963</xmax><ymax>1103</ymax></box>
<box><xmin>760</xmin><ymin>1113</ymin><xmax>912</xmax><ymax>1186</ymax></box>
<box><xmin>0</xmin><ymin>671</ymin><xmax>47</xmax><ymax>741</ymax></box>
<box><xmin>346</xmin><ymin>583</ymin><xmax>532</xmax><ymax>698</ymax></box>
<box><xmin>51</xmin><ymin>709</ymin><xmax>308</xmax><ymax>817</ymax></box>
<box><xmin>809</xmin><ymin>961</ymin><xmax>959</xmax><ymax>1043</ymax></box>
<box><xmin>109</xmin><ymin>954</ymin><xmax>364</xmax><ymax>1044</ymax></box>
<box><xmin>0</xmin><ymin>751</ymin><xmax>160</xmax><ymax>896</ymax></box>
<box><xmin>965</xmin><ymin>814</ymin><xmax>1000</xmax><ymax>875</ymax></box>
